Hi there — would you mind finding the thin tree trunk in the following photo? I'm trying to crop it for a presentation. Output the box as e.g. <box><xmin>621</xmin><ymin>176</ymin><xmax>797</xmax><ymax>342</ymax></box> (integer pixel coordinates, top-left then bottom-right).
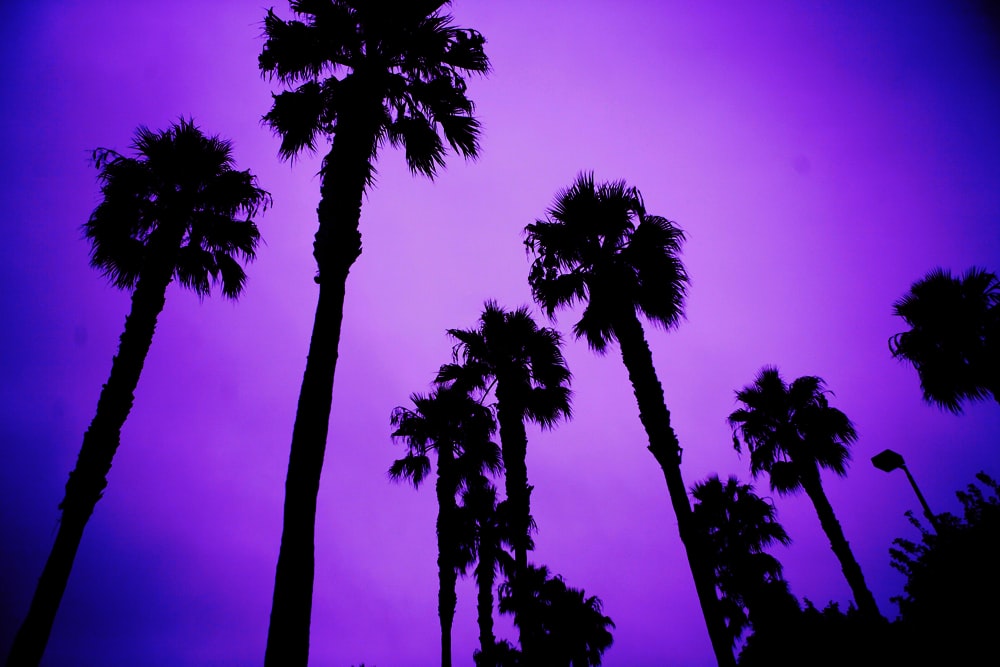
<box><xmin>614</xmin><ymin>312</ymin><xmax>736</xmax><ymax>667</ymax></box>
<box><xmin>475</xmin><ymin>526</ymin><xmax>497</xmax><ymax>660</ymax></box>
<box><xmin>800</xmin><ymin>473</ymin><xmax>883</xmax><ymax>620</ymax></box>
<box><xmin>7</xmin><ymin>267</ymin><xmax>173</xmax><ymax>667</ymax></box>
<box><xmin>436</xmin><ymin>449</ymin><xmax>457</xmax><ymax>667</ymax></box>
<box><xmin>264</xmin><ymin>115</ymin><xmax>373</xmax><ymax>666</ymax></box>
<box><xmin>493</xmin><ymin>385</ymin><xmax>533</xmax><ymax>657</ymax></box>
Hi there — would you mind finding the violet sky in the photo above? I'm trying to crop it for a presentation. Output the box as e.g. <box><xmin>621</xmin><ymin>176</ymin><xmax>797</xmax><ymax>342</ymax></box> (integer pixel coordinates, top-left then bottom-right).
<box><xmin>2</xmin><ymin>1</ymin><xmax>999</xmax><ymax>665</ymax></box>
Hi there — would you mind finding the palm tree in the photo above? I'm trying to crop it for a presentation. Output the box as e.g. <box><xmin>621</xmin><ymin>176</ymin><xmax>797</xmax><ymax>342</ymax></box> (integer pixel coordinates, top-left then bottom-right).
<box><xmin>498</xmin><ymin>564</ymin><xmax>615</xmax><ymax>667</ymax></box>
<box><xmin>390</xmin><ymin>385</ymin><xmax>501</xmax><ymax>667</ymax></box>
<box><xmin>890</xmin><ymin>266</ymin><xmax>1000</xmax><ymax>412</ymax></box>
<box><xmin>437</xmin><ymin>301</ymin><xmax>572</xmax><ymax>657</ymax></box>
<box><xmin>438</xmin><ymin>303</ymin><xmax>572</xmax><ymax>568</ymax></box>
<box><xmin>728</xmin><ymin>366</ymin><xmax>883</xmax><ymax>620</ymax></box>
<box><xmin>457</xmin><ymin>480</ymin><xmax>515</xmax><ymax>667</ymax></box>
<box><xmin>6</xmin><ymin>119</ymin><xmax>268</xmax><ymax>667</ymax></box>
<box><xmin>524</xmin><ymin>173</ymin><xmax>734</xmax><ymax>666</ymax></box>
<box><xmin>258</xmin><ymin>2</ymin><xmax>488</xmax><ymax>662</ymax></box>
<box><xmin>691</xmin><ymin>475</ymin><xmax>796</xmax><ymax>647</ymax></box>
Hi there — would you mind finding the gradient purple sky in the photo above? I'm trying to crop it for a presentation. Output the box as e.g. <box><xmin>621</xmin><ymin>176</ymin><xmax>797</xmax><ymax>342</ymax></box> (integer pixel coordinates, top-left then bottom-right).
<box><xmin>2</xmin><ymin>1</ymin><xmax>999</xmax><ymax>665</ymax></box>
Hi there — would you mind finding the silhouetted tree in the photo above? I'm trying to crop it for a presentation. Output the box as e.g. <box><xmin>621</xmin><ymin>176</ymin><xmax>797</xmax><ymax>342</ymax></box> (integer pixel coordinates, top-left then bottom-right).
<box><xmin>458</xmin><ymin>480</ymin><xmax>515</xmax><ymax>666</ymax></box>
<box><xmin>737</xmin><ymin>599</ymin><xmax>893</xmax><ymax>667</ymax></box>
<box><xmin>691</xmin><ymin>475</ymin><xmax>795</xmax><ymax>647</ymax></box>
<box><xmin>524</xmin><ymin>173</ymin><xmax>734</xmax><ymax>666</ymax></box>
<box><xmin>258</xmin><ymin>2</ymin><xmax>488</xmax><ymax>662</ymax></box>
<box><xmin>390</xmin><ymin>386</ymin><xmax>501</xmax><ymax>667</ymax></box>
<box><xmin>728</xmin><ymin>367</ymin><xmax>883</xmax><ymax>620</ymax></box>
<box><xmin>890</xmin><ymin>267</ymin><xmax>1000</xmax><ymax>412</ymax></box>
<box><xmin>6</xmin><ymin>120</ymin><xmax>268</xmax><ymax>667</ymax></box>
<box><xmin>498</xmin><ymin>564</ymin><xmax>614</xmax><ymax>666</ymax></box>
<box><xmin>438</xmin><ymin>301</ymin><xmax>572</xmax><ymax>656</ymax></box>
<box><xmin>889</xmin><ymin>472</ymin><xmax>1000</xmax><ymax>664</ymax></box>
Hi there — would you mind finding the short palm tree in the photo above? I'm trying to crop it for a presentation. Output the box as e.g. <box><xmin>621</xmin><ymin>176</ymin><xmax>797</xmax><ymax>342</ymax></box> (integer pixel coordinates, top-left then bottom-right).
<box><xmin>890</xmin><ymin>266</ymin><xmax>1000</xmax><ymax>412</ymax></box>
<box><xmin>524</xmin><ymin>173</ymin><xmax>734</xmax><ymax>666</ymax></box>
<box><xmin>498</xmin><ymin>564</ymin><xmax>615</xmax><ymax>667</ymax></box>
<box><xmin>6</xmin><ymin>119</ymin><xmax>268</xmax><ymax>667</ymax></box>
<box><xmin>259</xmin><ymin>2</ymin><xmax>488</xmax><ymax>662</ymax></box>
<box><xmin>390</xmin><ymin>385</ymin><xmax>501</xmax><ymax>667</ymax></box>
<box><xmin>691</xmin><ymin>475</ymin><xmax>795</xmax><ymax>646</ymax></box>
<box><xmin>457</xmin><ymin>479</ymin><xmax>514</xmax><ymax>666</ymax></box>
<box><xmin>438</xmin><ymin>301</ymin><xmax>572</xmax><ymax>657</ymax></box>
<box><xmin>728</xmin><ymin>366</ymin><xmax>883</xmax><ymax>620</ymax></box>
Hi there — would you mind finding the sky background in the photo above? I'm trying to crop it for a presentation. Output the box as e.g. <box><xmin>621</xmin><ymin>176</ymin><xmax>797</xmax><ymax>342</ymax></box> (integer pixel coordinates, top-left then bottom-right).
<box><xmin>1</xmin><ymin>1</ymin><xmax>999</xmax><ymax>665</ymax></box>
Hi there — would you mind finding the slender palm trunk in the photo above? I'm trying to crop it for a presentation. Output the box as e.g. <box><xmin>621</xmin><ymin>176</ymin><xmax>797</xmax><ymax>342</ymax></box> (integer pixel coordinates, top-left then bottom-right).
<box><xmin>799</xmin><ymin>471</ymin><xmax>883</xmax><ymax>620</ymax></box>
<box><xmin>7</xmin><ymin>265</ymin><xmax>173</xmax><ymax>667</ymax></box>
<box><xmin>436</xmin><ymin>449</ymin><xmax>457</xmax><ymax>667</ymax></box>
<box><xmin>493</xmin><ymin>384</ymin><xmax>533</xmax><ymax>657</ymax></box>
<box><xmin>475</xmin><ymin>524</ymin><xmax>497</xmax><ymax>660</ymax></box>
<box><xmin>614</xmin><ymin>312</ymin><xmax>736</xmax><ymax>667</ymax></box>
<box><xmin>264</xmin><ymin>111</ymin><xmax>375</xmax><ymax>666</ymax></box>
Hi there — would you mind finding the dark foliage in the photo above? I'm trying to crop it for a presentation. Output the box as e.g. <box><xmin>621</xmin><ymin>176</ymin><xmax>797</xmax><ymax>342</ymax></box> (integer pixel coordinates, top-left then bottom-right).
<box><xmin>889</xmin><ymin>472</ymin><xmax>1000</xmax><ymax>663</ymax></box>
<box><xmin>498</xmin><ymin>565</ymin><xmax>614</xmax><ymax>666</ymax></box>
<box><xmin>692</xmin><ymin>475</ymin><xmax>795</xmax><ymax>646</ymax></box>
<box><xmin>890</xmin><ymin>266</ymin><xmax>1000</xmax><ymax>412</ymax></box>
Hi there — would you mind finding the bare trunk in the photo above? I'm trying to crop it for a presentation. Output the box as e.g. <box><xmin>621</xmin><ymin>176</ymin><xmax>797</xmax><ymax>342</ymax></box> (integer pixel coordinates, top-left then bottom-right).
<box><xmin>493</xmin><ymin>384</ymin><xmax>533</xmax><ymax>657</ymax></box>
<box><xmin>437</xmin><ymin>448</ymin><xmax>457</xmax><ymax>667</ymax></box>
<box><xmin>7</xmin><ymin>261</ymin><xmax>174</xmax><ymax>667</ymax></box>
<box><xmin>800</xmin><ymin>471</ymin><xmax>883</xmax><ymax>620</ymax></box>
<box><xmin>614</xmin><ymin>312</ymin><xmax>736</xmax><ymax>667</ymax></box>
<box><xmin>264</xmin><ymin>106</ymin><xmax>375</xmax><ymax>666</ymax></box>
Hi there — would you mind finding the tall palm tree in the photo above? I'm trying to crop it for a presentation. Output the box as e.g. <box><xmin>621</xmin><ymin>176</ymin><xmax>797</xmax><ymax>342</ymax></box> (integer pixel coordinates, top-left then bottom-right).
<box><xmin>259</xmin><ymin>2</ymin><xmax>488</xmax><ymax>662</ymax></box>
<box><xmin>389</xmin><ymin>385</ymin><xmax>501</xmax><ymax>667</ymax></box>
<box><xmin>728</xmin><ymin>366</ymin><xmax>883</xmax><ymax>620</ymax></box>
<box><xmin>498</xmin><ymin>564</ymin><xmax>615</xmax><ymax>667</ymax></box>
<box><xmin>437</xmin><ymin>301</ymin><xmax>572</xmax><ymax>657</ymax></box>
<box><xmin>890</xmin><ymin>266</ymin><xmax>1000</xmax><ymax>412</ymax></box>
<box><xmin>524</xmin><ymin>173</ymin><xmax>734</xmax><ymax>666</ymax></box>
<box><xmin>691</xmin><ymin>475</ymin><xmax>795</xmax><ymax>647</ymax></box>
<box><xmin>438</xmin><ymin>303</ymin><xmax>571</xmax><ymax>569</ymax></box>
<box><xmin>6</xmin><ymin>120</ymin><xmax>268</xmax><ymax>667</ymax></box>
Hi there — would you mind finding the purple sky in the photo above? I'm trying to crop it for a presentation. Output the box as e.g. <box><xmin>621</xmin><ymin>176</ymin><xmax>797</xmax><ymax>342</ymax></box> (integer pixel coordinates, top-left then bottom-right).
<box><xmin>2</xmin><ymin>1</ymin><xmax>999</xmax><ymax>665</ymax></box>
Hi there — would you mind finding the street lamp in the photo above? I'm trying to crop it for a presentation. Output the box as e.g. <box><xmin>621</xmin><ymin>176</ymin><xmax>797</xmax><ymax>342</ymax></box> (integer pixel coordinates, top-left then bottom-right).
<box><xmin>872</xmin><ymin>448</ymin><xmax>940</xmax><ymax>531</ymax></box>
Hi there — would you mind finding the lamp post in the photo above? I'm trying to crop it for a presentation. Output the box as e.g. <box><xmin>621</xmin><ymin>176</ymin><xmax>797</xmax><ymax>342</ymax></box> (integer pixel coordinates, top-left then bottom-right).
<box><xmin>871</xmin><ymin>449</ymin><xmax>940</xmax><ymax>532</ymax></box>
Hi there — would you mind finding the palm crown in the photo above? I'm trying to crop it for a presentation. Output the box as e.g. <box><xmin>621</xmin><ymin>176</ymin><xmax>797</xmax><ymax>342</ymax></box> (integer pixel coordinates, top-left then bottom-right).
<box><xmin>390</xmin><ymin>385</ymin><xmax>501</xmax><ymax>489</ymax></box>
<box><xmin>890</xmin><ymin>266</ymin><xmax>1000</xmax><ymax>412</ymax></box>
<box><xmin>524</xmin><ymin>172</ymin><xmax>688</xmax><ymax>352</ymax></box>
<box><xmin>85</xmin><ymin>119</ymin><xmax>268</xmax><ymax>299</ymax></box>
<box><xmin>438</xmin><ymin>301</ymin><xmax>573</xmax><ymax>427</ymax></box>
<box><xmin>260</xmin><ymin>0</ymin><xmax>489</xmax><ymax>180</ymax></box>
<box><xmin>728</xmin><ymin>367</ymin><xmax>855</xmax><ymax>494</ymax></box>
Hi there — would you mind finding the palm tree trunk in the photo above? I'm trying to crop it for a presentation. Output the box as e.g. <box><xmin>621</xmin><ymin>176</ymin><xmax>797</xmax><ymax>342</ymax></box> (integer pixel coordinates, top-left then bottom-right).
<box><xmin>613</xmin><ymin>312</ymin><xmax>736</xmax><ymax>667</ymax></box>
<box><xmin>475</xmin><ymin>530</ymin><xmax>497</xmax><ymax>660</ymax></box>
<box><xmin>493</xmin><ymin>385</ymin><xmax>533</xmax><ymax>657</ymax></box>
<box><xmin>7</xmin><ymin>267</ymin><xmax>173</xmax><ymax>667</ymax></box>
<box><xmin>436</xmin><ymin>450</ymin><xmax>457</xmax><ymax>667</ymax></box>
<box><xmin>264</xmin><ymin>114</ymin><xmax>375</xmax><ymax>667</ymax></box>
<box><xmin>800</xmin><ymin>472</ymin><xmax>883</xmax><ymax>620</ymax></box>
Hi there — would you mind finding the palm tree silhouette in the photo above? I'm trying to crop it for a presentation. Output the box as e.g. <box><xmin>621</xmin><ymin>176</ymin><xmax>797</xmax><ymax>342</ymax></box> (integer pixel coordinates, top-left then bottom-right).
<box><xmin>390</xmin><ymin>385</ymin><xmax>501</xmax><ymax>667</ymax></box>
<box><xmin>438</xmin><ymin>301</ymin><xmax>572</xmax><ymax>657</ymax></box>
<box><xmin>524</xmin><ymin>172</ymin><xmax>734</xmax><ymax>666</ymax></box>
<box><xmin>258</xmin><ymin>3</ymin><xmax>488</xmax><ymax>662</ymax></box>
<box><xmin>691</xmin><ymin>475</ymin><xmax>795</xmax><ymax>647</ymax></box>
<box><xmin>890</xmin><ymin>266</ymin><xmax>1000</xmax><ymax>412</ymax></box>
<box><xmin>6</xmin><ymin>120</ymin><xmax>268</xmax><ymax>667</ymax></box>
<box><xmin>457</xmin><ymin>479</ymin><xmax>514</xmax><ymax>666</ymax></box>
<box><xmin>498</xmin><ymin>564</ymin><xmax>615</xmax><ymax>667</ymax></box>
<box><xmin>728</xmin><ymin>366</ymin><xmax>883</xmax><ymax>620</ymax></box>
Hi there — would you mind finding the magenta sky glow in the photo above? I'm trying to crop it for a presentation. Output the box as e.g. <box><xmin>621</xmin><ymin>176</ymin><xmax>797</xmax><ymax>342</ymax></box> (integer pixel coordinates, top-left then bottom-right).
<box><xmin>2</xmin><ymin>2</ymin><xmax>999</xmax><ymax>665</ymax></box>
